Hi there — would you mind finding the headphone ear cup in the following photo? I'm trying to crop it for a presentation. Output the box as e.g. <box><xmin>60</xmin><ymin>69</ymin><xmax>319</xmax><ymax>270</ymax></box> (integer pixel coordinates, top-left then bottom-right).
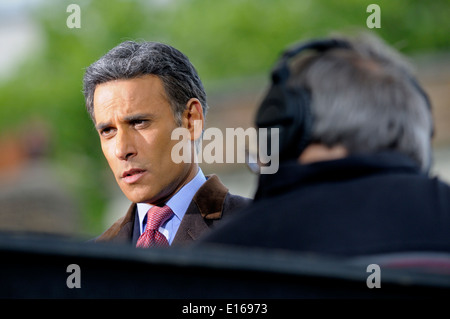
<box><xmin>256</xmin><ymin>83</ymin><xmax>294</xmax><ymax>158</ymax></box>
<box><xmin>287</xmin><ymin>87</ymin><xmax>312</xmax><ymax>158</ymax></box>
<box><xmin>256</xmin><ymin>82</ymin><xmax>312</xmax><ymax>160</ymax></box>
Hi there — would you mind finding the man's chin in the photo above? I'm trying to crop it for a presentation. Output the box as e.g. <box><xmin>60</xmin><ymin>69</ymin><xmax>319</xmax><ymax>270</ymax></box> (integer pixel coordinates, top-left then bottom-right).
<box><xmin>119</xmin><ymin>184</ymin><xmax>152</xmax><ymax>204</ymax></box>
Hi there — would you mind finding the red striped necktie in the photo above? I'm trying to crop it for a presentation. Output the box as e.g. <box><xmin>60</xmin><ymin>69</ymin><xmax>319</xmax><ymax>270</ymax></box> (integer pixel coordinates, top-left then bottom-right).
<box><xmin>136</xmin><ymin>205</ymin><xmax>174</xmax><ymax>248</ymax></box>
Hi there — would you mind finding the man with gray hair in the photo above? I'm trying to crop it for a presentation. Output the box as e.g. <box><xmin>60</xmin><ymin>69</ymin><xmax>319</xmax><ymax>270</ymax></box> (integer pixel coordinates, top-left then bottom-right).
<box><xmin>83</xmin><ymin>41</ymin><xmax>249</xmax><ymax>247</ymax></box>
<box><xmin>197</xmin><ymin>33</ymin><xmax>450</xmax><ymax>259</ymax></box>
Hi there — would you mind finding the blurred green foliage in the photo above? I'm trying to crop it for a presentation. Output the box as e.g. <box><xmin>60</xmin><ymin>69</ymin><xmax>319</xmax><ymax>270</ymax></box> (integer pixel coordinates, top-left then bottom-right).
<box><xmin>0</xmin><ymin>0</ymin><xmax>448</xmax><ymax>236</ymax></box>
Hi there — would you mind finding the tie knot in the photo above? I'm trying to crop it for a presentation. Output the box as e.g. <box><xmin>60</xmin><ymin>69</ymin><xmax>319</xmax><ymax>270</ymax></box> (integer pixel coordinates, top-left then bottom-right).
<box><xmin>146</xmin><ymin>205</ymin><xmax>173</xmax><ymax>231</ymax></box>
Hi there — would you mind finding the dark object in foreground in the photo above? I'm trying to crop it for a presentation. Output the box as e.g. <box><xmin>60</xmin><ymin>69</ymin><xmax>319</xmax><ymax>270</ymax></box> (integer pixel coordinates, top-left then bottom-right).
<box><xmin>0</xmin><ymin>232</ymin><xmax>449</xmax><ymax>299</ymax></box>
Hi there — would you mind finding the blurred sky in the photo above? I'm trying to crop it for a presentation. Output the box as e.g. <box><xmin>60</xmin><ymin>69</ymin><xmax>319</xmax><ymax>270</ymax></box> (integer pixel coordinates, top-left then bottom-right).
<box><xmin>0</xmin><ymin>0</ymin><xmax>44</xmax><ymax>81</ymax></box>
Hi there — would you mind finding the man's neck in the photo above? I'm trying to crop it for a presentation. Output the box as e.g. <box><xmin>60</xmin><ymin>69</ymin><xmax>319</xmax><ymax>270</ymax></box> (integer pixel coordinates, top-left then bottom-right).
<box><xmin>298</xmin><ymin>143</ymin><xmax>348</xmax><ymax>164</ymax></box>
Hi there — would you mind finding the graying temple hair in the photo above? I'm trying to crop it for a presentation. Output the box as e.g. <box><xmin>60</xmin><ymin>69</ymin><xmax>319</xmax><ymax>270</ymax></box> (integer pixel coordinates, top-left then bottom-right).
<box><xmin>289</xmin><ymin>33</ymin><xmax>433</xmax><ymax>171</ymax></box>
<box><xmin>82</xmin><ymin>41</ymin><xmax>208</xmax><ymax>125</ymax></box>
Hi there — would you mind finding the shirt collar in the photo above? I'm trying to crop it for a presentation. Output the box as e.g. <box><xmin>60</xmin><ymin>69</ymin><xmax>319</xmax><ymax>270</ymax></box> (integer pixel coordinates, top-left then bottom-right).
<box><xmin>137</xmin><ymin>168</ymin><xmax>207</xmax><ymax>227</ymax></box>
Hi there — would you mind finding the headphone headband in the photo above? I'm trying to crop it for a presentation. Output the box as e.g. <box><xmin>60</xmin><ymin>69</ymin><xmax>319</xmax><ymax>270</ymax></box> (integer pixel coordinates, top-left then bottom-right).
<box><xmin>282</xmin><ymin>38</ymin><xmax>352</xmax><ymax>59</ymax></box>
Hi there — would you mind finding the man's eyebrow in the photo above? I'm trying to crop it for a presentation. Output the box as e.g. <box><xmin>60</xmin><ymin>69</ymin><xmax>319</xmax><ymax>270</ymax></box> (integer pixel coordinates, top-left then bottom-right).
<box><xmin>95</xmin><ymin>113</ymin><xmax>155</xmax><ymax>131</ymax></box>
<box><xmin>95</xmin><ymin>122</ymin><xmax>111</xmax><ymax>131</ymax></box>
<box><xmin>123</xmin><ymin>113</ymin><xmax>155</xmax><ymax>123</ymax></box>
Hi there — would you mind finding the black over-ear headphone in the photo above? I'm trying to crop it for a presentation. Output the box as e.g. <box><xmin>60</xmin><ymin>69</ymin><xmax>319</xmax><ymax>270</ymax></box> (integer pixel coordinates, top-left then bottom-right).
<box><xmin>255</xmin><ymin>38</ymin><xmax>433</xmax><ymax>162</ymax></box>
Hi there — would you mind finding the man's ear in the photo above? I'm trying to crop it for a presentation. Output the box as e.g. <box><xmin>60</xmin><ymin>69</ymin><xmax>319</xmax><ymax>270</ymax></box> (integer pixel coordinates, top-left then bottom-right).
<box><xmin>182</xmin><ymin>98</ymin><xmax>204</xmax><ymax>141</ymax></box>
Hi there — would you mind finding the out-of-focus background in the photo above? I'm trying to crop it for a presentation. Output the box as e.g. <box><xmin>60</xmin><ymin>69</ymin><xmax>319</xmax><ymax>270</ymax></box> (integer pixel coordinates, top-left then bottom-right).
<box><xmin>0</xmin><ymin>0</ymin><xmax>448</xmax><ymax>239</ymax></box>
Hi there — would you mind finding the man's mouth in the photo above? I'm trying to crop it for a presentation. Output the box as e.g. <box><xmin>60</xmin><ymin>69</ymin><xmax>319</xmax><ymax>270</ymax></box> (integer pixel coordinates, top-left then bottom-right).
<box><xmin>121</xmin><ymin>168</ymin><xmax>146</xmax><ymax>184</ymax></box>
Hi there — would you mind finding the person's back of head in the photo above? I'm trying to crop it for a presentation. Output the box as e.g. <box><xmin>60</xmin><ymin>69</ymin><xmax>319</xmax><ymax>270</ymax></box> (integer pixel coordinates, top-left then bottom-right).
<box><xmin>256</xmin><ymin>31</ymin><xmax>434</xmax><ymax>172</ymax></box>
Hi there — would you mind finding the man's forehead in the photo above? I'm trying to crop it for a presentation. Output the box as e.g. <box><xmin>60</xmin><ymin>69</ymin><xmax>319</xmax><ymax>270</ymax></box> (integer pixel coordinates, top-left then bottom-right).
<box><xmin>94</xmin><ymin>75</ymin><xmax>164</xmax><ymax>100</ymax></box>
<box><xmin>92</xmin><ymin>75</ymin><xmax>170</xmax><ymax>119</ymax></box>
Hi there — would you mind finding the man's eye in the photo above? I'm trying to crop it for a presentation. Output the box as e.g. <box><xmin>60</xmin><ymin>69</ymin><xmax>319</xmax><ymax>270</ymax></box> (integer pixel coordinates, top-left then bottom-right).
<box><xmin>132</xmin><ymin>120</ymin><xmax>148</xmax><ymax>128</ymax></box>
<box><xmin>100</xmin><ymin>127</ymin><xmax>115</xmax><ymax>137</ymax></box>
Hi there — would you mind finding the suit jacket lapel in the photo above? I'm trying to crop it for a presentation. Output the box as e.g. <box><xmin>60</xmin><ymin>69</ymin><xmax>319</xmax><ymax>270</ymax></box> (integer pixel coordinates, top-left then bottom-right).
<box><xmin>95</xmin><ymin>203</ymin><xmax>136</xmax><ymax>243</ymax></box>
<box><xmin>172</xmin><ymin>174</ymin><xmax>229</xmax><ymax>245</ymax></box>
<box><xmin>172</xmin><ymin>200</ymin><xmax>209</xmax><ymax>244</ymax></box>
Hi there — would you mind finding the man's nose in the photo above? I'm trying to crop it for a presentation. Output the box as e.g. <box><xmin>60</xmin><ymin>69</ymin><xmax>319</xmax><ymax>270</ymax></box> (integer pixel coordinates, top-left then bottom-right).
<box><xmin>115</xmin><ymin>129</ymin><xmax>137</xmax><ymax>161</ymax></box>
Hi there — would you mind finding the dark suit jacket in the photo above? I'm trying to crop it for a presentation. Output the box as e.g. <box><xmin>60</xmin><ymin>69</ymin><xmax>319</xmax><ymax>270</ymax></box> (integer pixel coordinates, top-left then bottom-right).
<box><xmin>198</xmin><ymin>152</ymin><xmax>450</xmax><ymax>256</ymax></box>
<box><xmin>94</xmin><ymin>174</ymin><xmax>251</xmax><ymax>246</ymax></box>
